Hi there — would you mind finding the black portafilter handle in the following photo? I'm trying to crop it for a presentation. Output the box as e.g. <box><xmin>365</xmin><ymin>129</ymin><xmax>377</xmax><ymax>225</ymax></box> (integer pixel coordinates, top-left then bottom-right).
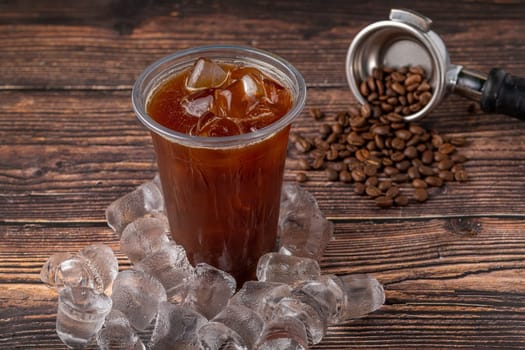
<box><xmin>480</xmin><ymin>68</ymin><xmax>525</xmax><ymax>119</ymax></box>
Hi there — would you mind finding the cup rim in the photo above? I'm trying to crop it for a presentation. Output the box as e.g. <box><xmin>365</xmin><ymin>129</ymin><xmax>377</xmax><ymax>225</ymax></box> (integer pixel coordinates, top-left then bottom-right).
<box><xmin>132</xmin><ymin>45</ymin><xmax>306</xmax><ymax>148</ymax></box>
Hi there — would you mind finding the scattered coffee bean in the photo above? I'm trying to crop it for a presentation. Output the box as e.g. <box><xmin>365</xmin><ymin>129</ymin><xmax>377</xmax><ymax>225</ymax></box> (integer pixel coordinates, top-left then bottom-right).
<box><xmin>414</xmin><ymin>188</ymin><xmax>429</xmax><ymax>202</ymax></box>
<box><xmin>394</xmin><ymin>195</ymin><xmax>409</xmax><ymax>206</ymax></box>
<box><xmin>375</xmin><ymin>196</ymin><xmax>393</xmax><ymax>208</ymax></box>
<box><xmin>326</xmin><ymin>168</ymin><xmax>339</xmax><ymax>181</ymax></box>
<box><xmin>291</xmin><ymin>65</ymin><xmax>468</xmax><ymax>208</ymax></box>
<box><xmin>295</xmin><ymin>172</ymin><xmax>308</xmax><ymax>182</ymax></box>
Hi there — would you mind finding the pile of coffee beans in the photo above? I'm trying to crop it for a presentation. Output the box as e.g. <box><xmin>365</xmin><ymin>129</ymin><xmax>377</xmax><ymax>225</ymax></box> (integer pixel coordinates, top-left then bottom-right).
<box><xmin>361</xmin><ymin>66</ymin><xmax>433</xmax><ymax>116</ymax></box>
<box><xmin>291</xmin><ymin>67</ymin><xmax>468</xmax><ymax>208</ymax></box>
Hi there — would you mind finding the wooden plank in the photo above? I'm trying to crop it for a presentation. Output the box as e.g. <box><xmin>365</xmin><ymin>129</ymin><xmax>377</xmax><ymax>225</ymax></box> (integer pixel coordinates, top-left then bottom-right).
<box><xmin>0</xmin><ymin>3</ymin><xmax>524</xmax><ymax>89</ymax></box>
<box><xmin>2</xmin><ymin>90</ymin><xmax>525</xmax><ymax>222</ymax></box>
<box><xmin>1</xmin><ymin>218</ymin><xmax>525</xmax><ymax>348</ymax></box>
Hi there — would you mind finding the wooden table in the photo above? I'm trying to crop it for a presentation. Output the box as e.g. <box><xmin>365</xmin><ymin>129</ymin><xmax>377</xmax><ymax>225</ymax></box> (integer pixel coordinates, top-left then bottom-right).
<box><xmin>2</xmin><ymin>1</ymin><xmax>525</xmax><ymax>349</ymax></box>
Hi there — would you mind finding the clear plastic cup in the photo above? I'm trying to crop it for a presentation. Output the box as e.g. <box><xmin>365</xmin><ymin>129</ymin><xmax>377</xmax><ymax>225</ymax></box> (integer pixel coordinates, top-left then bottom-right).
<box><xmin>132</xmin><ymin>45</ymin><xmax>306</xmax><ymax>283</ymax></box>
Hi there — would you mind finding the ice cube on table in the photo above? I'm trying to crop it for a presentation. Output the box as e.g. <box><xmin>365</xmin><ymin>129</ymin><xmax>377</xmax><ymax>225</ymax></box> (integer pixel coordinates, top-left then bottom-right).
<box><xmin>56</xmin><ymin>287</ymin><xmax>112</xmax><ymax>348</ymax></box>
<box><xmin>197</xmin><ymin>321</ymin><xmax>247</xmax><ymax>350</ymax></box>
<box><xmin>186</xmin><ymin>57</ymin><xmax>229</xmax><ymax>91</ymax></box>
<box><xmin>272</xmin><ymin>296</ymin><xmax>326</xmax><ymax>345</ymax></box>
<box><xmin>106</xmin><ymin>178</ymin><xmax>165</xmax><ymax>235</ymax></box>
<box><xmin>229</xmin><ymin>280</ymin><xmax>289</xmax><ymax>310</ymax></box>
<box><xmin>256</xmin><ymin>252</ymin><xmax>321</xmax><ymax>284</ymax></box>
<box><xmin>278</xmin><ymin>183</ymin><xmax>334</xmax><ymax>261</ymax></box>
<box><xmin>255</xmin><ymin>316</ymin><xmax>309</xmax><ymax>350</ymax></box>
<box><xmin>111</xmin><ymin>269</ymin><xmax>167</xmax><ymax>331</ymax></box>
<box><xmin>79</xmin><ymin>244</ymin><xmax>119</xmax><ymax>294</ymax></box>
<box><xmin>134</xmin><ymin>242</ymin><xmax>193</xmax><ymax>303</ymax></box>
<box><xmin>212</xmin><ymin>304</ymin><xmax>264</xmax><ymax>349</ymax></box>
<box><xmin>40</xmin><ymin>252</ymin><xmax>75</xmax><ymax>287</ymax></box>
<box><xmin>183</xmin><ymin>263</ymin><xmax>236</xmax><ymax>319</ymax></box>
<box><xmin>54</xmin><ymin>244</ymin><xmax>118</xmax><ymax>295</ymax></box>
<box><xmin>96</xmin><ymin>309</ymin><xmax>145</xmax><ymax>350</ymax></box>
<box><xmin>334</xmin><ymin>274</ymin><xmax>385</xmax><ymax>322</ymax></box>
<box><xmin>120</xmin><ymin>215</ymin><xmax>171</xmax><ymax>264</ymax></box>
<box><xmin>292</xmin><ymin>275</ymin><xmax>345</xmax><ymax>324</ymax></box>
<box><xmin>149</xmin><ymin>301</ymin><xmax>207</xmax><ymax>350</ymax></box>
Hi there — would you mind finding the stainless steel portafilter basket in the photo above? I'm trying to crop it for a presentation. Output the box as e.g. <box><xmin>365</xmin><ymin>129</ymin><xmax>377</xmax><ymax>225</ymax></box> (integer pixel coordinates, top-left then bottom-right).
<box><xmin>346</xmin><ymin>8</ymin><xmax>525</xmax><ymax>120</ymax></box>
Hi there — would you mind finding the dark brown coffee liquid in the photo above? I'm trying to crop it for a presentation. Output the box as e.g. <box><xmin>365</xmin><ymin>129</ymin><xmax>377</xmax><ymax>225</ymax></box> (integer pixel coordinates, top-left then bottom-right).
<box><xmin>147</xmin><ymin>58</ymin><xmax>293</xmax><ymax>284</ymax></box>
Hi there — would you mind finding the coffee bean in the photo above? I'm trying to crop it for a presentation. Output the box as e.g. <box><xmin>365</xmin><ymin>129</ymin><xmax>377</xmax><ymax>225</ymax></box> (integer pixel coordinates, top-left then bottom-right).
<box><xmin>289</xmin><ymin>132</ymin><xmax>300</xmax><ymax>143</ymax></box>
<box><xmin>407</xmin><ymin>166</ymin><xmax>420</xmax><ymax>179</ymax></box>
<box><xmin>326</xmin><ymin>168</ymin><xmax>339</xmax><ymax>181</ymax></box>
<box><xmin>385</xmin><ymin>185</ymin><xmax>400</xmax><ymax>198</ymax></box>
<box><xmin>391</xmin><ymin>72</ymin><xmax>406</xmax><ymax>82</ymax></box>
<box><xmin>451</xmin><ymin>154</ymin><xmax>467</xmax><ymax>163</ymax></box>
<box><xmin>416</xmin><ymin>79</ymin><xmax>429</xmax><ymax>91</ymax></box>
<box><xmin>419</xmin><ymin>91</ymin><xmax>432</xmax><ymax>105</ymax></box>
<box><xmin>414</xmin><ymin>188</ymin><xmax>429</xmax><ymax>202</ymax></box>
<box><xmin>391</xmin><ymin>137</ymin><xmax>405</xmax><ymax>150</ymax></box>
<box><xmin>395</xmin><ymin>129</ymin><xmax>412</xmax><ymax>140</ymax></box>
<box><xmin>451</xmin><ymin>164</ymin><xmax>465</xmax><ymax>174</ymax></box>
<box><xmin>438</xmin><ymin>170</ymin><xmax>454</xmax><ymax>181</ymax></box>
<box><xmin>366</xmin><ymin>185</ymin><xmax>382</xmax><ymax>197</ymax></box>
<box><xmin>438</xmin><ymin>143</ymin><xmax>456</xmax><ymax>154</ymax></box>
<box><xmin>365</xmin><ymin>176</ymin><xmax>379</xmax><ymax>187</ymax></box>
<box><xmin>375</xmin><ymin>196</ymin><xmax>393</xmax><ymax>208</ymax></box>
<box><xmin>404</xmin><ymin>146</ymin><xmax>418</xmax><ymax>159</ymax></box>
<box><xmin>418</xmin><ymin>165</ymin><xmax>434</xmax><ymax>176</ymax></box>
<box><xmin>412</xmin><ymin>178</ymin><xmax>428</xmax><ymax>189</ymax></box>
<box><xmin>409</xmin><ymin>124</ymin><xmax>425</xmax><ymax>135</ymax></box>
<box><xmin>409</xmin><ymin>66</ymin><xmax>425</xmax><ymax>75</ymax></box>
<box><xmin>364</xmin><ymin>164</ymin><xmax>378</xmax><ymax>177</ymax></box>
<box><xmin>360</xmin><ymin>80</ymin><xmax>369</xmax><ymax>96</ymax></box>
<box><xmin>394</xmin><ymin>195</ymin><xmax>409</xmax><ymax>206</ymax></box>
<box><xmin>405</xmin><ymin>73</ymin><xmax>422</xmax><ymax>86</ymax></box>
<box><xmin>354</xmin><ymin>182</ymin><xmax>365</xmax><ymax>195</ymax></box>
<box><xmin>425</xmin><ymin>176</ymin><xmax>443</xmax><ymax>187</ymax></box>
<box><xmin>355</xmin><ymin>149</ymin><xmax>370</xmax><ymax>161</ymax></box>
<box><xmin>347</xmin><ymin>132</ymin><xmax>365</xmax><ymax>146</ymax></box>
<box><xmin>310</xmin><ymin>108</ymin><xmax>325</xmax><ymax>120</ymax></box>
<box><xmin>295</xmin><ymin>138</ymin><xmax>311</xmax><ymax>153</ymax></box>
<box><xmin>292</xmin><ymin>65</ymin><xmax>467</xmax><ymax>209</ymax></box>
<box><xmin>327</xmin><ymin>162</ymin><xmax>346</xmax><ymax>172</ymax></box>
<box><xmin>421</xmin><ymin>150</ymin><xmax>434</xmax><ymax>164</ymax></box>
<box><xmin>372</xmin><ymin>67</ymin><xmax>383</xmax><ymax>80</ymax></box>
<box><xmin>371</xmin><ymin>124</ymin><xmax>390</xmax><ymax>136</ymax></box>
<box><xmin>311</xmin><ymin>157</ymin><xmax>325</xmax><ymax>170</ymax></box>
<box><xmin>409</xmin><ymin>102</ymin><xmax>422</xmax><ymax>112</ymax></box>
<box><xmin>360</xmin><ymin>104</ymin><xmax>372</xmax><ymax>118</ymax></box>
<box><xmin>391</xmin><ymin>173</ymin><xmax>409</xmax><ymax>183</ymax></box>
<box><xmin>449</xmin><ymin>137</ymin><xmax>466</xmax><ymax>146</ymax></box>
<box><xmin>378</xmin><ymin>180</ymin><xmax>392</xmax><ymax>192</ymax></box>
<box><xmin>295</xmin><ymin>172</ymin><xmax>308</xmax><ymax>182</ymax></box>
<box><xmin>351</xmin><ymin>169</ymin><xmax>366</xmax><ymax>182</ymax></box>
<box><xmin>431</xmin><ymin>134</ymin><xmax>444</xmax><ymax>148</ymax></box>
<box><xmin>433</xmin><ymin>152</ymin><xmax>448</xmax><ymax>162</ymax></box>
<box><xmin>391</xmin><ymin>152</ymin><xmax>405</xmax><ymax>162</ymax></box>
<box><xmin>454</xmin><ymin>169</ymin><xmax>468</xmax><ymax>182</ymax></box>
<box><xmin>326</xmin><ymin>148</ymin><xmax>338</xmax><ymax>161</ymax></box>
<box><xmin>298</xmin><ymin>158</ymin><xmax>310</xmax><ymax>170</ymax></box>
<box><xmin>376</xmin><ymin>79</ymin><xmax>385</xmax><ymax>96</ymax></box>
<box><xmin>384</xmin><ymin>166</ymin><xmax>399</xmax><ymax>176</ymax></box>
<box><xmin>438</xmin><ymin>159</ymin><xmax>454</xmax><ymax>170</ymax></box>
<box><xmin>391</xmin><ymin>82</ymin><xmax>406</xmax><ymax>95</ymax></box>
<box><xmin>396</xmin><ymin>160</ymin><xmax>411</xmax><ymax>172</ymax></box>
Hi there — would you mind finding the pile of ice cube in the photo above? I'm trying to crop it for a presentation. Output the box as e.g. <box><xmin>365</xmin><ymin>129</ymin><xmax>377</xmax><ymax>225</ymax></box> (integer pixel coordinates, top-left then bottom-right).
<box><xmin>40</xmin><ymin>176</ymin><xmax>385</xmax><ymax>349</ymax></box>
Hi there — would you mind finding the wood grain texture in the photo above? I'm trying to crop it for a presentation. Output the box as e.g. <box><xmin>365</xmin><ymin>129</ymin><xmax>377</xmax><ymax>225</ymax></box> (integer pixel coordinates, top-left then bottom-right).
<box><xmin>2</xmin><ymin>1</ymin><xmax>525</xmax><ymax>349</ymax></box>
